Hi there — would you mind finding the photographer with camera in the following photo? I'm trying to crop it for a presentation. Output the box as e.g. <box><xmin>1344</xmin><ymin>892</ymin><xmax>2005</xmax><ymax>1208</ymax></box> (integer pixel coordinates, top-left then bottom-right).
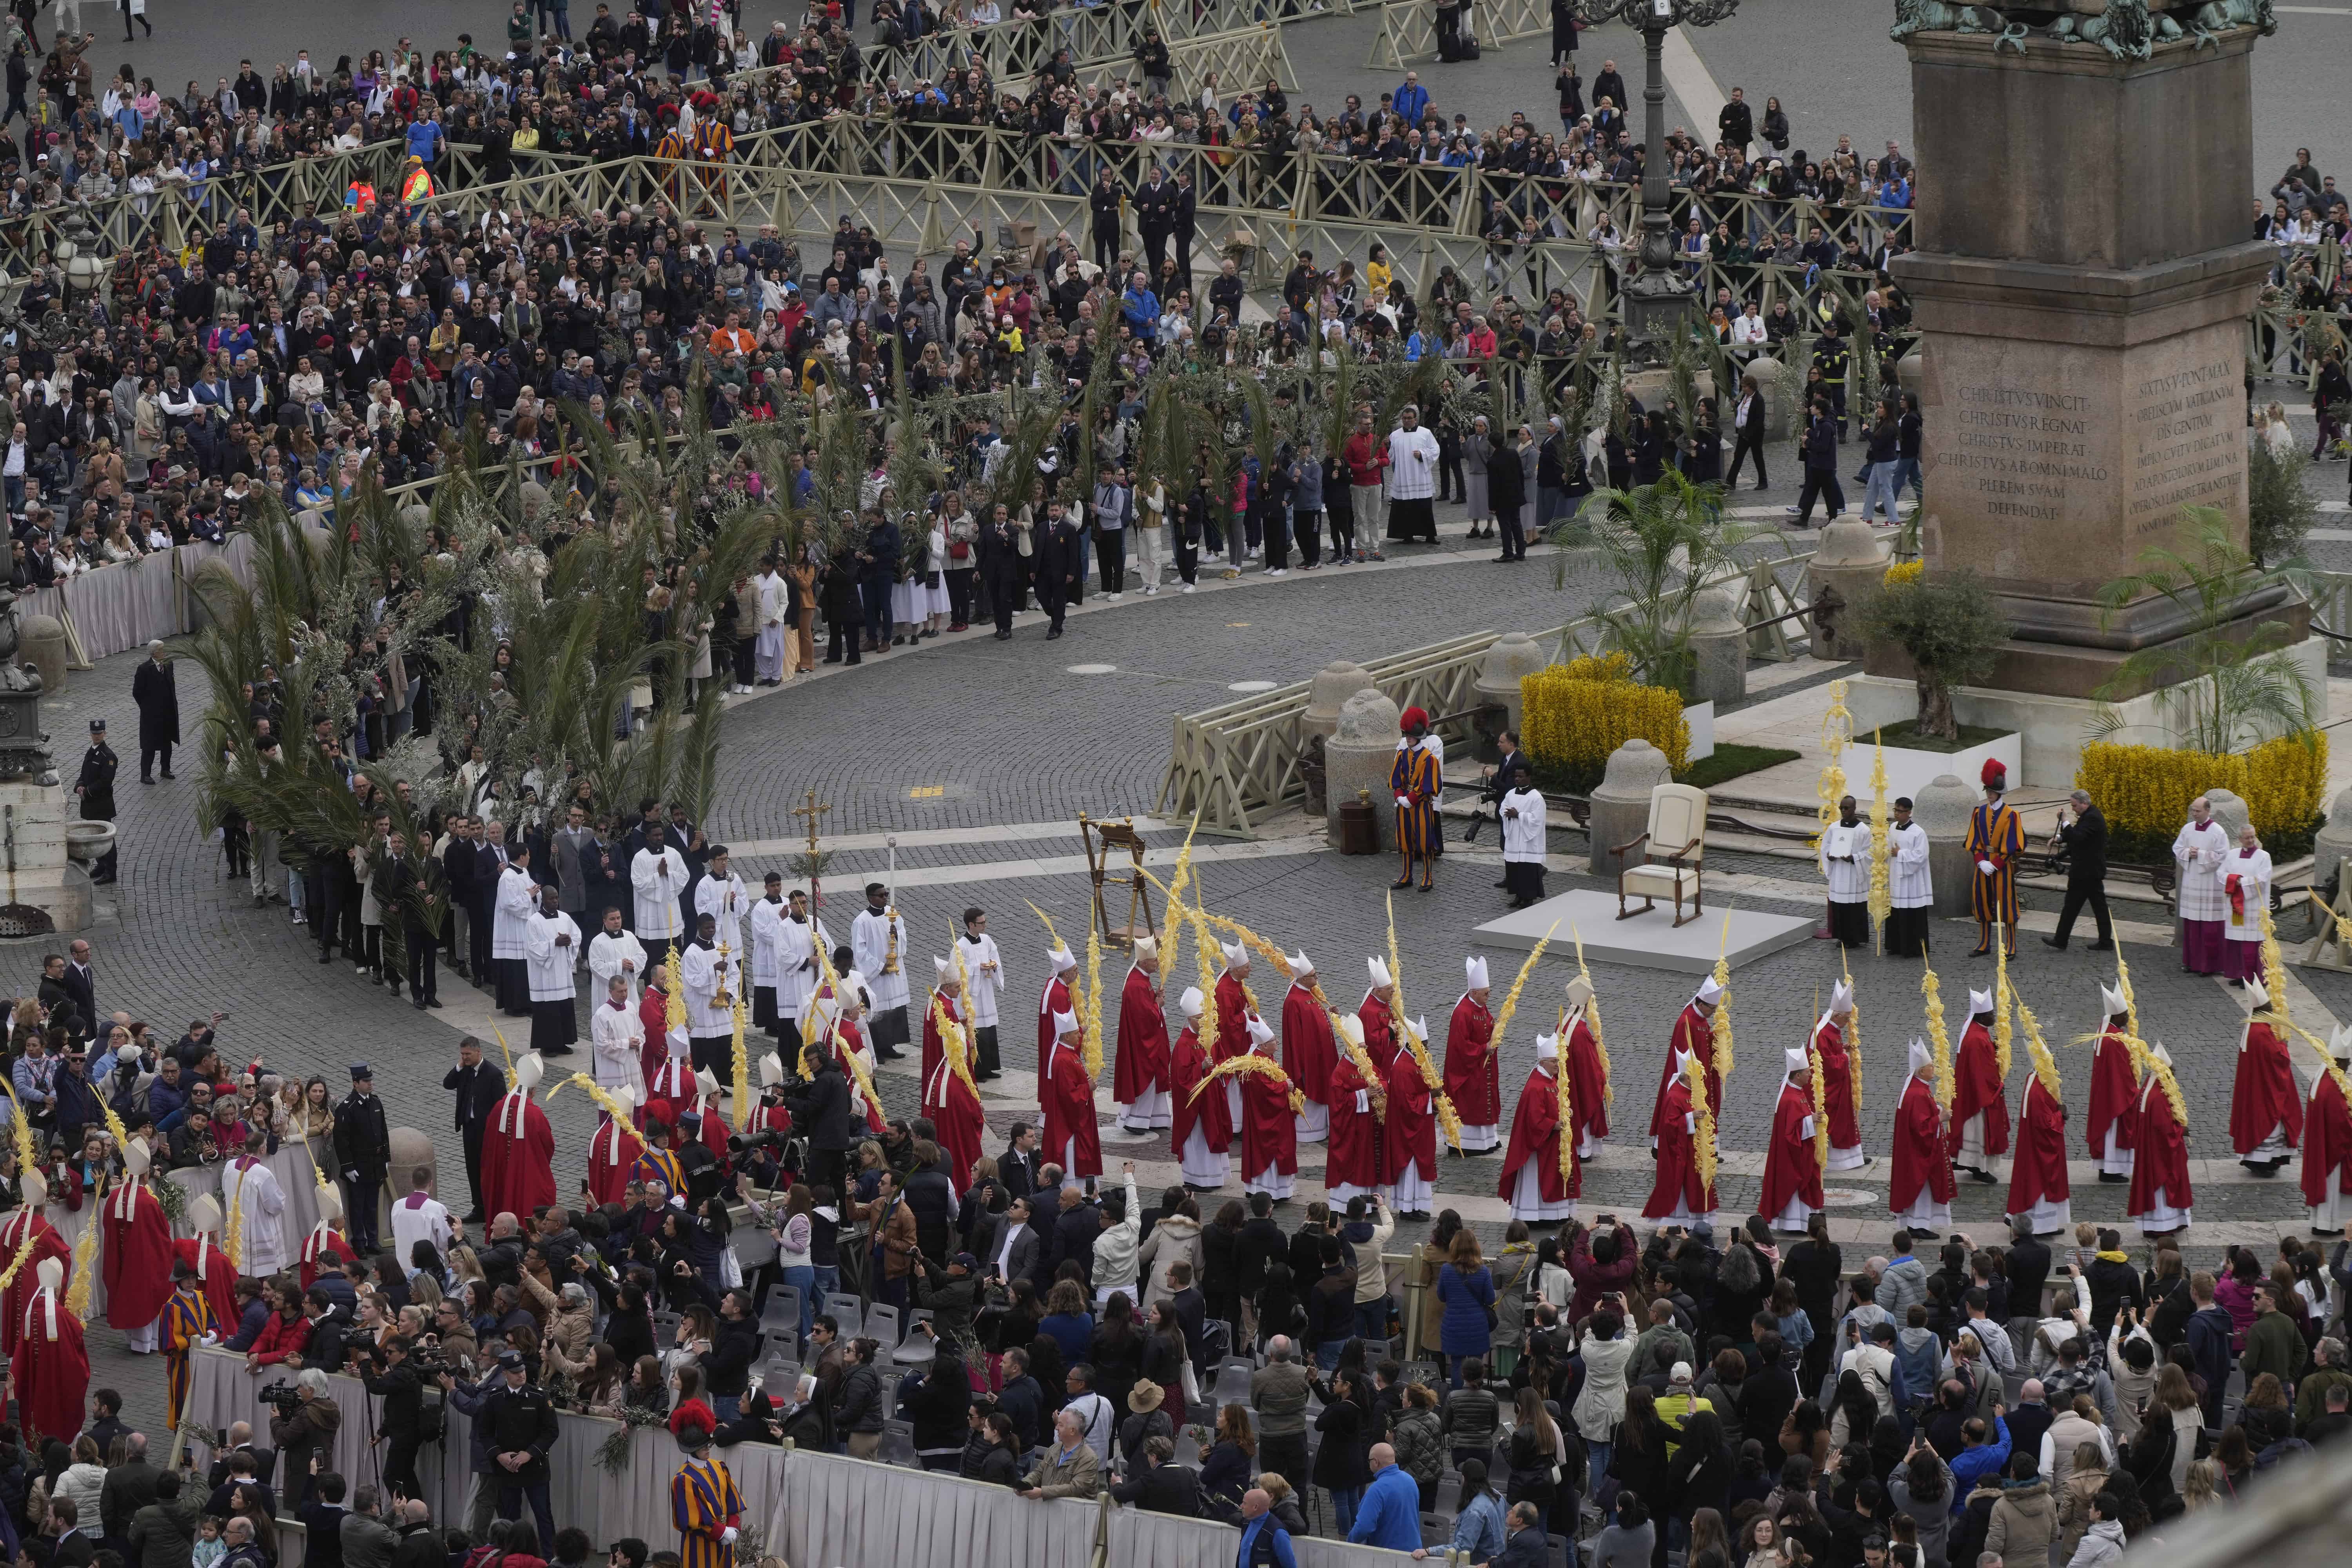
<box><xmin>358</xmin><ymin>1336</ymin><xmax>428</xmax><ymax>1501</ymax></box>
<box><xmin>265</xmin><ymin>1369</ymin><xmax>341</xmax><ymax>1511</ymax></box>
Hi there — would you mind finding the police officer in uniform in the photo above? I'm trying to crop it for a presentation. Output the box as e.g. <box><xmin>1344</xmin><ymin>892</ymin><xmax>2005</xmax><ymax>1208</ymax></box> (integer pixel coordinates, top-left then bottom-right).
<box><xmin>74</xmin><ymin>719</ymin><xmax>118</xmax><ymax>884</ymax></box>
<box><xmin>333</xmin><ymin>1063</ymin><xmax>393</xmax><ymax>1254</ymax></box>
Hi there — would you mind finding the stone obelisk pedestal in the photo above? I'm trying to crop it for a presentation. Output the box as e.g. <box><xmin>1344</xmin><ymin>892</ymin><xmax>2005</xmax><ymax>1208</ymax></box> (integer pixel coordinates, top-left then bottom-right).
<box><xmin>1862</xmin><ymin>13</ymin><xmax>2315</xmax><ymax>783</ymax></box>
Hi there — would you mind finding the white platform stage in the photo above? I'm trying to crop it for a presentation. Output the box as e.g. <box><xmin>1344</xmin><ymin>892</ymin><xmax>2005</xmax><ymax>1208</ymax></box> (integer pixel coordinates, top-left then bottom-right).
<box><xmin>1473</xmin><ymin>888</ymin><xmax>1817</xmax><ymax>974</ymax></box>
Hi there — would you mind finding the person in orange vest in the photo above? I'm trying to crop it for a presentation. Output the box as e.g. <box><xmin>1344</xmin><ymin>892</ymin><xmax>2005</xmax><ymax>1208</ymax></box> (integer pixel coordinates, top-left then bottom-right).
<box><xmin>399</xmin><ymin>156</ymin><xmax>435</xmax><ymax>205</ymax></box>
<box><xmin>345</xmin><ymin>178</ymin><xmax>377</xmax><ymax>214</ymax></box>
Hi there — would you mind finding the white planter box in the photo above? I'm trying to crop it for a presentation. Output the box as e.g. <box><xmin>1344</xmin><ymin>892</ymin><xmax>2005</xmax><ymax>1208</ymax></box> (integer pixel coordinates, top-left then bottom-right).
<box><xmin>1877</xmin><ymin>731</ymin><xmax>2021</xmax><ymax>805</ymax></box>
<box><xmin>1683</xmin><ymin>701</ymin><xmax>1715</xmax><ymax>764</ymax></box>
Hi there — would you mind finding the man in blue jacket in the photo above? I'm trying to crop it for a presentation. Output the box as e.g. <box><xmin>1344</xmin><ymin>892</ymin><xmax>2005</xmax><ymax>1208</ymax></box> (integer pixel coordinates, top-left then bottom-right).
<box><xmin>1236</xmin><ymin>1488</ymin><xmax>1296</xmax><ymax>1568</ymax></box>
<box><xmin>2185</xmin><ymin>1270</ymin><xmax>2237</xmax><ymax>1428</ymax></box>
<box><xmin>1945</xmin><ymin>1410</ymin><xmax>2012</xmax><ymax>1514</ymax></box>
<box><xmin>1393</xmin><ymin>72</ymin><xmax>1431</xmax><ymax>127</ymax></box>
<box><xmin>1348</xmin><ymin>1444</ymin><xmax>1423</xmax><ymax>1550</ymax></box>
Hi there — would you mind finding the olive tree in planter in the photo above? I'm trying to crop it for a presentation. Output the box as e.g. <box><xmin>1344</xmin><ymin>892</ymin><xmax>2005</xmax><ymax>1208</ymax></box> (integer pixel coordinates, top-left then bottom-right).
<box><xmin>1858</xmin><ymin>569</ymin><xmax>2012</xmax><ymax>743</ymax></box>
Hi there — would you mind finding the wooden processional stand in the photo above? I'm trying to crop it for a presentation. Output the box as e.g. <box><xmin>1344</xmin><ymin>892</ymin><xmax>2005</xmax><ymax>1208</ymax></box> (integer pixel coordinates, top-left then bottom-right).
<box><xmin>1080</xmin><ymin>813</ymin><xmax>1156</xmax><ymax>949</ymax></box>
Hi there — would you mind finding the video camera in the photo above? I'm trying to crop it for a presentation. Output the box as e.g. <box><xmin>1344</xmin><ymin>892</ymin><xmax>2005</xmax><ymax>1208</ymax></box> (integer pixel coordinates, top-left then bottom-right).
<box><xmin>258</xmin><ymin>1383</ymin><xmax>304</xmax><ymax>1416</ymax></box>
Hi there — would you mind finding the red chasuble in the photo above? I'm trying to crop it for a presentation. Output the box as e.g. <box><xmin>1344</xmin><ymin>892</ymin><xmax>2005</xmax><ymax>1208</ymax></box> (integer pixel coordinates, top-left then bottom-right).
<box><xmin>481</xmin><ymin>1092</ymin><xmax>558</xmax><ymax>1222</ymax></box>
<box><xmin>101</xmin><ymin>1184</ymin><xmax>174</xmax><ymax>1331</ymax></box>
<box><xmin>1813</xmin><ymin>1021</ymin><xmax>1862</xmax><ymax>1149</ymax></box>
<box><xmin>1564</xmin><ymin>1018</ymin><xmax>1610</xmax><ymax>1144</ymax></box>
<box><xmin>2085</xmin><ymin>1026</ymin><xmax>2139</xmax><ymax>1159</ymax></box>
<box><xmin>588</xmin><ymin>1116</ymin><xmax>639</xmax><ymax>1207</ymax></box>
<box><xmin>1213</xmin><ymin>973</ymin><xmax>1251</xmax><ymax>1065</ymax></box>
<box><xmin>1035</xmin><ymin>973</ymin><xmax>1072</xmax><ymax>1099</ymax></box>
<box><xmin>1497</xmin><ymin>1065</ymin><xmax>1577</xmax><ymax>1205</ymax></box>
<box><xmin>1759</xmin><ymin>1082</ymin><xmax>1824</xmax><ymax>1218</ymax></box>
<box><xmin>1359</xmin><ymin>992</ymin><xmax>1400</xmax><ymax>1073</ymax></box>
<box><xmin>1641</xmin><ymin>1073</ymin><xmax>1714</xmax><ymax>1219</ymax></box>
<box><xmin>2230</xmin><ymin>1019</ymin><xmax>2304</xmax><ymax>1156</ymax></box>
<box><xmin>1041</xmin><ymin>1036</ymin><xmax>1103</xmax><ymax>1180</ymax></box>
<box><xmin>1325</xmin><ymin>1053</ymin><xmax>1382</xmax><ymax>1189</ymax></box>
<box><xmin>11</xmin><ymin>1290</ymin><xmax>87</xmax><ymax>1446</ymax></box>
<box><xmin>1113</xmin><ymin>967</ymin><xmax>1171</xmax><ymax>1104</ymax></box>
<box><xmin>0</xmin><ymin>1213</ymin><xmax>68</xmax><ymax>1357</ymax></box>
<box><xmin>1170</xmin><ymin>1027</ymin><xmax>1232</xmax><ymax>1157</ymax></box>
<box><xmin>922</xmin><ymin>1055</ymin><xmax>987</xmax><ymax>1192</ymax></box>
<box><xmin>1443</xmin><ymin>995</ymin><xmax>1499</xmax><ymax>1127</ymax></box>
<box><xmin>1383</xmin><ymin>1042</ymin><xmax>1436</xmax><ymax>1182</ymax></box>
<box><xmin>1281</xmin><ymin>985</ymin><xmax>1338</xmax><ymax>1105</ymax></box>
<box><xmin>1239</xmin><ymin>1054</ymin><xmax>1299</xmax><ymax>1179</ymax></box>
<box><xmin>2301</xmin><ymin>1072</ymin><xmax>2352</xmax><ymax>1207</ymax></box>
<box><xmin>2006</xmin><ymin>1076</ymin><xmax>2071</xmax><ymax>1216</ymax></box>
<box><xmin>1890</xmin><ymin>1075</ymin><xmax>1956</xmax><ymax>1212</ymax></box>
<box><xmin>2126</xmin><ymin>1076</ymin><xmax>2193</xmax><ymax>1220</ymax></box>
<box><xmin>1946</xmin><ymin>1020</ymin><xmax>2011</xmax><ymax>1158</ymax></box>
<box><xmin>1655</xmin><ymin>1005</ymin><xmax>1719</xmax><ymax>1138</ymax></box>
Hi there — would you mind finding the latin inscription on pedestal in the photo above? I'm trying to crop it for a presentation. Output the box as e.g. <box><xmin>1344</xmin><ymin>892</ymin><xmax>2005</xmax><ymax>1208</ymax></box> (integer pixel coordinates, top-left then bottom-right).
<box><xmin>1920</xmin><ymin>316</ymin><xmax>2249</xmax><ymax>603</ymax></box>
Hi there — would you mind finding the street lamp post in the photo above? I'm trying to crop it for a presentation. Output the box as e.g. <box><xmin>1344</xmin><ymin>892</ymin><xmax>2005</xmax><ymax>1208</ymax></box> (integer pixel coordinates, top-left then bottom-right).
<box><xmin>1579</xmin><ymin>0</ymin><xmax>1741</xmax><ymax>361</ymax></box>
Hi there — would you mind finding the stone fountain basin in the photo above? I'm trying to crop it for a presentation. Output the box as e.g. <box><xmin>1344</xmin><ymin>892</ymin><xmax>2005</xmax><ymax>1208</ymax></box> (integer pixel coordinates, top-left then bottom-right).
<box><xmin>63</xmin><ymin>820</ymin><xmax>115</xmax><ymax>863</ymax></box>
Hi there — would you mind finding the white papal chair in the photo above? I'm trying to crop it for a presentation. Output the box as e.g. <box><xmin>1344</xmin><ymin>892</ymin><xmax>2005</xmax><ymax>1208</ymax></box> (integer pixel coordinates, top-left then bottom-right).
<box><xmin>1611</xmin><ymin>782</ymin><xmax>1709</xmax><ymax>926</ymax></box>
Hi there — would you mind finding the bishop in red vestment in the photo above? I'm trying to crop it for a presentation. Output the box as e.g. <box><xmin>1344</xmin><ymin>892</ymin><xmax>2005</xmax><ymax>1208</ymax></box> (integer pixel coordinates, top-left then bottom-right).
<box><xmin>1654</xmin><ymin>979</ymin><xmax>1722</xmax><ymax>1141</ymax></box>
<box><xmin>1759</xmin><ymin>1048</ymin><xmax>1824</xmax><ymax>1233</ymax></box>
<box><xmin>0</xmin><ymin>1177</ymin><xmax>69</xmax><ymax>1359</ymax></box>
<box><xmin>1890</xmin><ymin>1038</ymin><xmax>1955</xmax><ymax>1229</ymax></box>
<box><xmin>588</xmin><ymin>1087</ymin><xmax>643</xmax><ymax>1208</ymax></box>
<box><xmin>922</xmin><ymin>1047</ymin><xmax>987</xmax><ymax>1193</ymax></box>
<box><xmin>101</xmin><ymin>1143</ymin><xmax>174</xmax><ymax>1351</ymax></box>
<box><xmin>170</xmin><ymin>1195</ymin><xmax>237</xmax><ymax>1339</ymax></box>
<box><xmin>1036</xmin><ymin>944</ymin><xmax>1076</xmax><ymax>1102</ymax></box>
<box><xmin>920</xmin><ymin>958</ymin><xmax>961</xmax><ymax>1089</ymax></box>
<box><xmin>1041</xmin><ymin>1009</ymin><xmax>1103</xmax><ymax>1190</ymax></box>
<box><xmin>1325</xmin><ymin>1016</ymin><xmax>1384</xmax><ymax>1202</ymax></box>
<box><xmin>1641</xmin><ymin>1050</ymin><xmax>1715</xmax><ymax>1224</ymax></box>
<box><xmin>2230</xmin><ymin>982</ymin><xmax>2302</xmax><ymax>1172</ymax></box>
<box><xmin>680</xmin><ymin>1069</ymin><xmax>735</xmax><ymax>1163</ymax></box>
<box><xmin>481</xmin><ymin>1051</ymin><xmax>558</xmax><ymax>1224</ymax></box>
<box><xmin>2005</xmin><ymin>1069</ymin><xmax>2073</xmax><ymax>1236</ymax></box>
<box><xmin>1947</xmin><ymin>989</ymin><xmax>2011</xmax><ymax>1181</ymax></box>
<box><xmin>2301</xmin><ymin>1033</ymin><xmax>2352</xmax><ymax>1234</ymax></box>
<box><xmin>1497</xmin><ymin>1031</ymin><xmax>1576</xmax><ymax>1222</ymax></box>
<box><xmin>11</xmin><ymin>1259</ymin><xmax>86</xmax><ymax>1446</ymax></box>
<box><xmin>639</xmin><ymin>974</ymin><xmax>677</xmax><ymax>1091</ymax></box>
<box><xmin>1113</xmin><ymin>939</ymin><xmax>1172</xmax><ymax>1134</ymax></box>
<box><xmin>1361</xmin><ymin>958</ymin><xmax>1401</xmax><ymax>1076</ymax></box>
<box><xmin>1169</xmin><ymin>989</ymin><xmax>1232</xmax><ymax>1189</ymax></box>
<box><xmin>1814</xmin><ymin>982</ymin><xmax>1866</xmax><ymax>1171</ymax></box>
<box><xmin>1562</xmin><ymin>977</ymin><xmax>1610</xmax><ymax>1158</ymax></box>
<box><xmin>1279</xmin><ymin>952</ymin><xmax>1337</xmax><ymax>1143</ymax></box>
<box><xmin>1383</xmin><ymin>1014</ymin><xmax>1438</xmax><ymax>1217</ymax></box>
<box><xmin>2085</xmin><ymin>985</ymin><xmax>2139</xmax><ymax>1180</ymax></box>
<box><xmin>1238</xmin><ymin>1016</ymin><xmax>1299</xmax><ymax>1201</ymax></box>
<box><xmin>2126</xmin><ymin>1044</ymin><xmax>2192</xmax><ymax>1236</ymax></box>
<box><xmin>1213</xmin><ymin>943</ymin><xmax>1254</xmax><ymax>1128</ymax></box>
<box><xmin>1442</xmin><ymin>956</ymin><xmax>1499</xmax><ymax>1152</ymax></box>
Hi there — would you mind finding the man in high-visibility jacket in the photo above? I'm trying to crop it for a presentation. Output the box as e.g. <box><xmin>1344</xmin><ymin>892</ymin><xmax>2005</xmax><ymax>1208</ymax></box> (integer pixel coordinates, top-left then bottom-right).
<box><xmin>400</xmin><ymin>156</ymin><xmax>435</xmax><ymax>205</ymax></box>
<box><xmin>345</xmin><ymin>180</ymin><xmax>377</xmax><ymax>214</ymax></box>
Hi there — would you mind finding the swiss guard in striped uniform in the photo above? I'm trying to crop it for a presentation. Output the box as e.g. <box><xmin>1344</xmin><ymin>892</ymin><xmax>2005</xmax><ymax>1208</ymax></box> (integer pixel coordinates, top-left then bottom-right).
<box><xmin>630</xmin><ymin>1118</ymin><xmax>689</xmax><ymax>1199</ymax></box>
<box><xmin>161</xmin><ymin>1264</ymin><xmax>218</xmax><ymax>1429</ymax></box>
<box><xmin>671</xmin><ymin>1417</ymin><xmax>744</xmax><ymax>1568</ymax></box>
<box><xmin>1391</xmin><ymin>706</ymin><xmax>1443</xmax><ymax>892</ymax></box>
<box><xmin>1966</xmin><ymin>760</ymin><xmax>2024</xmax><ymax>958</ymax></box>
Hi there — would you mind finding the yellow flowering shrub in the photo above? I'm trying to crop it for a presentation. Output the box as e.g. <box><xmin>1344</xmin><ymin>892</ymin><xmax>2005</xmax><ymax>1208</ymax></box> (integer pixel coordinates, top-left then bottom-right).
<box><xmin>1883</xmin><ymin>559</ymin><xmax>1925</xmax><ymax>585</ymax></box>
<box><xmin>1522</xmin><ymin>660</ymin><xmax>1691</xmax><ymax>777</ymax></box>
<box><xmin>2077</xmin><ymin>731</ymin><xmax>2330</xmax><ymax>845</ymax></box>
